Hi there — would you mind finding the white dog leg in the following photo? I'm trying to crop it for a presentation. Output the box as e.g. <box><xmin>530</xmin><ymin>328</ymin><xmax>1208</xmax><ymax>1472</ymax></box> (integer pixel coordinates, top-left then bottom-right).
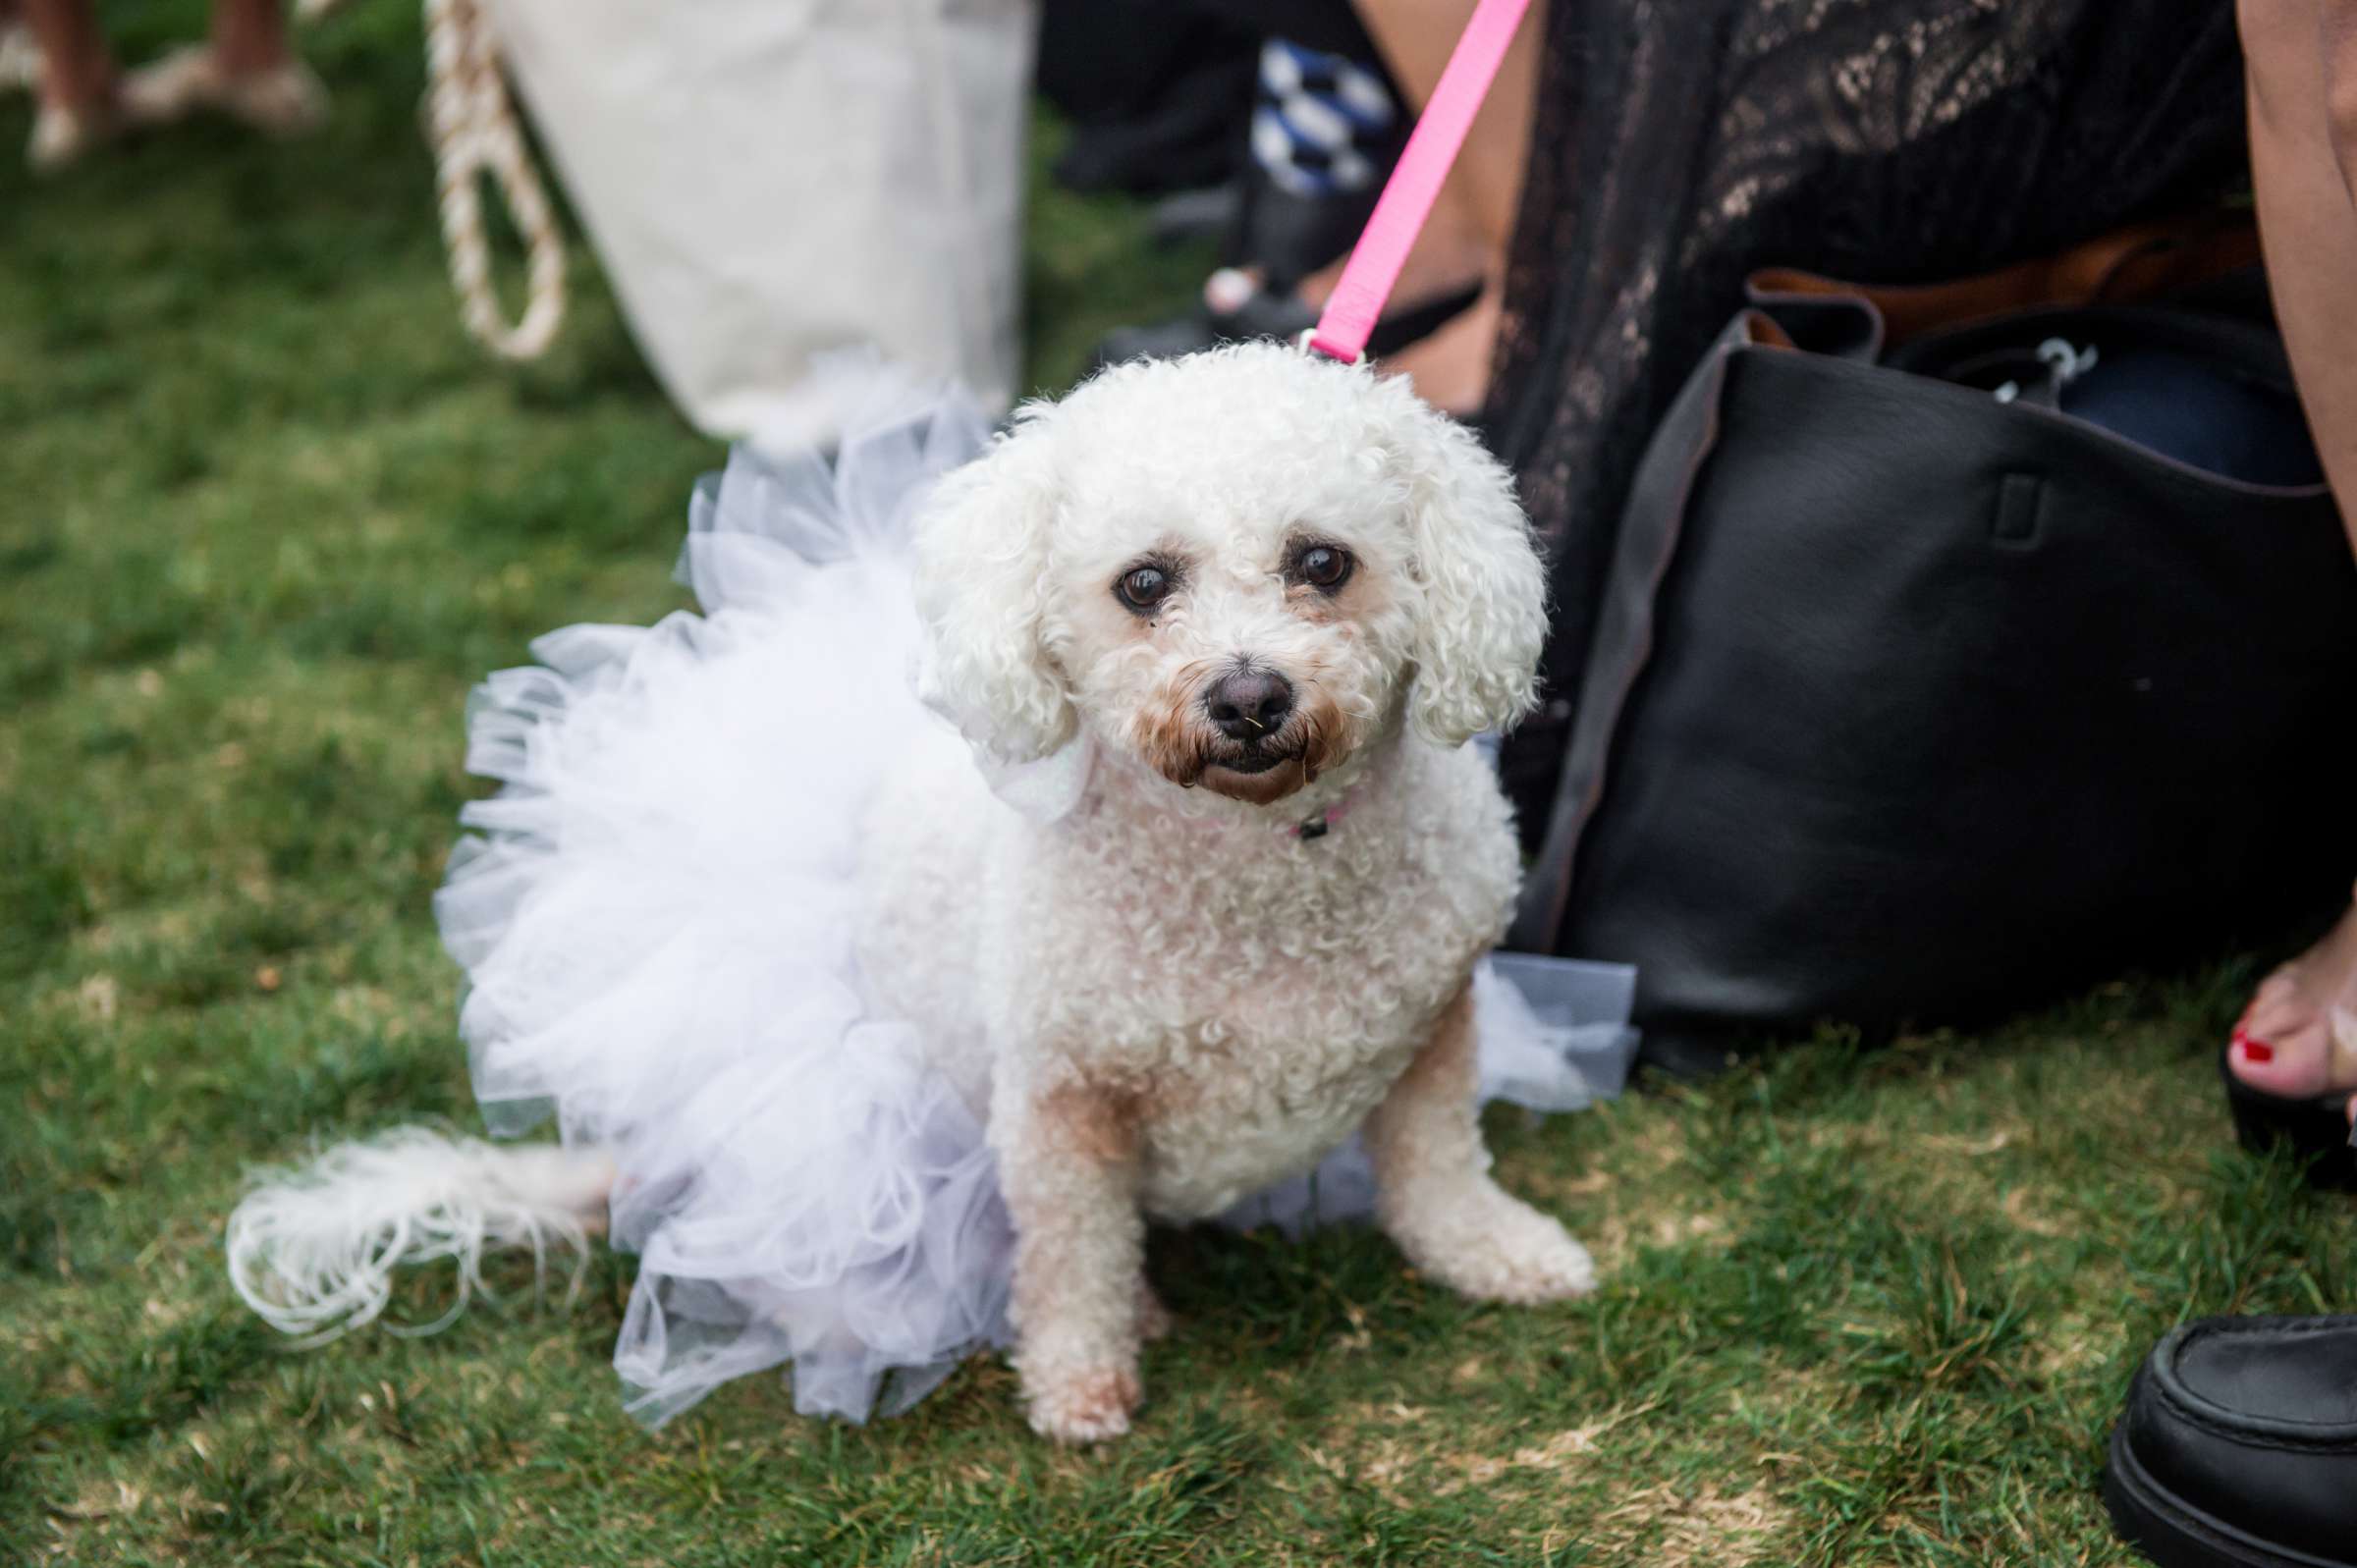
<box><xmin>1364</xmin><ymin>983</ymin><xmax>1598</xmax><ymax>1305</ymax></box>
<box><xmin>999</xmin><ymin>1084</ymin><xmax>1149</xmax><ymax>1443</ymax></box>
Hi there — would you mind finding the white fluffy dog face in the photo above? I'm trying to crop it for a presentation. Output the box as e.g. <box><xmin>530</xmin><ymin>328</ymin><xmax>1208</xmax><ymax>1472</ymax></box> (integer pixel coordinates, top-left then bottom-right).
<box><xmin>915</xmin><ymin>343</ymin><xmax>1549</xmax><ymax>805</ymax></box>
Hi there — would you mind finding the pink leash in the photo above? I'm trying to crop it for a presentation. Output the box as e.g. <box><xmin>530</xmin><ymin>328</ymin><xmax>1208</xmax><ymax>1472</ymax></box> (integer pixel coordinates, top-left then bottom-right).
<box><xmin>1305</xmin><ymin>0</ymin><xmax>1533</xmax><ymax>365</ymax></box>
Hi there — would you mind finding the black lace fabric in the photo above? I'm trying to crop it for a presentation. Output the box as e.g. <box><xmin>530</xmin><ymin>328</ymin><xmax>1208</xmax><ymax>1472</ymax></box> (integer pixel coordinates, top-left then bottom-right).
<box><xmin>1486</xmin><ymin>0</ymin><xmax>2250</xmax><ymax>829</ymax></box>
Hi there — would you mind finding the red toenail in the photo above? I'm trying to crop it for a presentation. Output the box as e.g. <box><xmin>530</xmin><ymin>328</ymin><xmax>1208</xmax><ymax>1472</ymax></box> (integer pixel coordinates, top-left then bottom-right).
<box><xmin>2235</xmin><ymin>1027</ymin><xmax>2275</xmax><ymax>1063</ymax></box>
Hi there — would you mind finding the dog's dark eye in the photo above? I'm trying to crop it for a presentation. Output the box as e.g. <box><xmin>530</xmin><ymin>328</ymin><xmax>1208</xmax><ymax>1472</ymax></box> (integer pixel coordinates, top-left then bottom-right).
<box><xmin>1291</xmin><ymin>544</ymin><xmax>1354</xmax><ymax>592</ymax></box>
<box><xmin>1116</xmin><ymin>565</ymin><xmax>1173</xmax><ymax>613</ymax></box>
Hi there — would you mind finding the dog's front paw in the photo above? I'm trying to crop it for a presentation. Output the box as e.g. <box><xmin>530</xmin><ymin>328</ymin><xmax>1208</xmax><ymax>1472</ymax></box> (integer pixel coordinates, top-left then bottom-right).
<box><xmin>1394</xmin><ymin>1187</ymin><xmax>1598</xmax><ymax>1305</ymax></box>
<box><xmin>1023</xmin><ymin>1363</ymin><xmax>1143</xmax><ymax>1444</ymax></box>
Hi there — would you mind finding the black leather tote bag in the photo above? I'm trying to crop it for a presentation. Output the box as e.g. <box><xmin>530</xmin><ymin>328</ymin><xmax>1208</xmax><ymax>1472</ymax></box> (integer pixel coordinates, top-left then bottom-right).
<box><xmin>1509</xmin><ymin>231</ymin><xmax>2357</xmax><ymax>1073</ymax></box>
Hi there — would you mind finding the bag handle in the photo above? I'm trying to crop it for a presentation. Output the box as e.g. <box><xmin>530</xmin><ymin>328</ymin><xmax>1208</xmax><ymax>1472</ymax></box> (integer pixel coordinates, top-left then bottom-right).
<box><xmin>1747</xmin><ymin>214</ymin><xmax>2261</xmax><ymax>349</ymax></box>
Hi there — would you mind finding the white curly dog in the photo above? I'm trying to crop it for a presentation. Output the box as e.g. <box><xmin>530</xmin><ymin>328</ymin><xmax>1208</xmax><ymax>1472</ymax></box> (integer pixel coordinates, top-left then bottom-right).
<box><xmin>227</xmin><ymin>343</ymin><xmax>1597</xmax><ymax>1445</ymax></box>
<box><xmin>873</xmin><ymin>343</ymin><xmax>1596</xmax><ymax>1441</ymax></box>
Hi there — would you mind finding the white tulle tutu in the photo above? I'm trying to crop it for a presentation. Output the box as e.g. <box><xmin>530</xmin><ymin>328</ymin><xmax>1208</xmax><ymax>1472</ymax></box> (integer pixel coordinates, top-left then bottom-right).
<box><xmin>431</xmin><ymin>370</ymin><xmax>1639</xmax><ymax>1427</ymax></box>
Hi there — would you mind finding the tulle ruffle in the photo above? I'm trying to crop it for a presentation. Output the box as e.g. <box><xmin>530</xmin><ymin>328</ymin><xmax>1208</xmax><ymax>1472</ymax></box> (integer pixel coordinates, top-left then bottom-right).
<box><xmin>434</xmin><ymin>368</ymin><xmax>1637</xmax><ymax>1426</ymax></box>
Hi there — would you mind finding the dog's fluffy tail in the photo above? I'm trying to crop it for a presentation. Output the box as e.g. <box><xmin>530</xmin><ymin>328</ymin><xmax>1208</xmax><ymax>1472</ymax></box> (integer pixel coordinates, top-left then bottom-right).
<box><xmin>226</xmin><ymin>1127</ymin><xmax>617</xmax><ymax>1345</ymax></box>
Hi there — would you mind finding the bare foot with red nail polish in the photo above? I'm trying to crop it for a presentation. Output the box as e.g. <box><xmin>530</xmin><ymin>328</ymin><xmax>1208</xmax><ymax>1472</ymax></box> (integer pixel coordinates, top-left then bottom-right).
<box><xmin>2228</xmin><ymin>883</ymin><xmax>2357</xmax><ymax>1124</ymax></box>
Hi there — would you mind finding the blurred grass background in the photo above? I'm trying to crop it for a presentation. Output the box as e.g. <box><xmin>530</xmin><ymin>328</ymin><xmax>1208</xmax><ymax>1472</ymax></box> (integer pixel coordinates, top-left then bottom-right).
<box><xmin>3</xmin><ymin>4</ymin><xmax>2353</xmax><ymax>1564</ymax></box>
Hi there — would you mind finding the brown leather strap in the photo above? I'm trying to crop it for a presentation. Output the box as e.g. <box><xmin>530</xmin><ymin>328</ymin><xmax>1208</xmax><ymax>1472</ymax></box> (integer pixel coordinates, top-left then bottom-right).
<box><xmin>1748</xmin><ymin>213</ymin><xmax>2261</xmax><ymax>347</ymax></box>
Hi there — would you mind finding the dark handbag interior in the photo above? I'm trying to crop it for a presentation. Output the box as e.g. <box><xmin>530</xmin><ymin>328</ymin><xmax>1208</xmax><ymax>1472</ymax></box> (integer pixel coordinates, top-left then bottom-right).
<box><xmin>1892</xmin><ymin>306</ymin><xmax>2324</xmax><ymax>490</ymax></box>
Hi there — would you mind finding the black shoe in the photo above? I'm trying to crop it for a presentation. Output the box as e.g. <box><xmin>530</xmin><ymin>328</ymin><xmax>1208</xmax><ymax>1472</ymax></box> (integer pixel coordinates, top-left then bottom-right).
<box><xmin>2105</xmin><ymin>1315</ymin><xmax>2357</xmax><ymax>1568</ymax></box>
<box><xmin>2220</xmin><ymin>1041</ymin><xmax>2357</xmax><ymax>1191</ymax></box>
<box><xmin>1086</xmin><ymin>282</ymin><xmax>1481</xmax><ymax>373</ymax></box>
<box><xmin>1090</xmin><ymin>284</ymin><xmax>1318</xmax><ymax>369</ymax></box>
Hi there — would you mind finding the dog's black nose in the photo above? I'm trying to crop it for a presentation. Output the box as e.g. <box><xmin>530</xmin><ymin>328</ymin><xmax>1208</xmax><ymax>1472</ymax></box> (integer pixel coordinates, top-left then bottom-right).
<box><xmin>1205</xmin><ymin>669</ymin><xmax>1294</xmax><ymax>741</ymax></box>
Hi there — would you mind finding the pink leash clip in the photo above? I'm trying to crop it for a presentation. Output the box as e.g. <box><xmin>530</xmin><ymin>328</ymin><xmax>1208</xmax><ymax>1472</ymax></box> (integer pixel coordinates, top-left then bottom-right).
<box><xmin>1305</xmin><ymin>0</ymin><xmax>1533</xmax><ymax>365</ymax></box>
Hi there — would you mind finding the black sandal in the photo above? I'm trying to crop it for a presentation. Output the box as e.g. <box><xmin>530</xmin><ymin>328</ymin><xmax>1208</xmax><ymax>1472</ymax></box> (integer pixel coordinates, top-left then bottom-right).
<box><xmin>2219</xmin><ymin>1041</ymin><xmax>2357</xmax><ymax>1190</ymax></box>
<box><xmin>1086</xmin><ymin>280</ymin><xmax>1482</xmax><ymax>372</ymax></box>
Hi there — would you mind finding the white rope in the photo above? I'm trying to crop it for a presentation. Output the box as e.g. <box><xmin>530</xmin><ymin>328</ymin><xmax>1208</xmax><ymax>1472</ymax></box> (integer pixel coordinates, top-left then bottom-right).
<box><xmin>422</xmin><ymin>0</ymin><xmax>565</xmax><ymax>360</ymax></box>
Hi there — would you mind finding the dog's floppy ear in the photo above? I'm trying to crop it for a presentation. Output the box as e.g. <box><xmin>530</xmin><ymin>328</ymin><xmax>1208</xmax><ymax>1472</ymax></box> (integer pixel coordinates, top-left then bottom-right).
<box><xmin>912</xmin><ymin>410</ymin><xmax>1076</xmax><ymax>763</ymax></box>
<box><xmin>1379</xmin><ymin>381</ymin><xmax>1550</xmax><ymax>747</ymax></box>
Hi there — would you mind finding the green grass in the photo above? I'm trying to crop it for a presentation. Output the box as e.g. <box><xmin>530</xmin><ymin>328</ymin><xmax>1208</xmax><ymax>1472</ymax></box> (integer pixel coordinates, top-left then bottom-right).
<box><xmin>4</xmin><ymin>7</ymin><xmax>2352</xmax><ymax>1564</ymax></box>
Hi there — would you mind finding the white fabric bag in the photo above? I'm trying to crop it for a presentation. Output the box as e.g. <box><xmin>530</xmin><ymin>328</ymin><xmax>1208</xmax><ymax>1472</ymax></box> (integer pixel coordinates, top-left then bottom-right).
<box><xmin>485</xmin><ymin>0</ymin><xmax>1034</xmax><ymax>449</ymax></box>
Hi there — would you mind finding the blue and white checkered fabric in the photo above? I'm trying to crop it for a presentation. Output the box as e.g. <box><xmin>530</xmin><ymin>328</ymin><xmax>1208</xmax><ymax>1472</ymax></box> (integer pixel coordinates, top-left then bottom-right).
<box><xmin>1250</xmin><ymin>39</ymin><xmax>1397</xmax><ymax>198</ymax></box>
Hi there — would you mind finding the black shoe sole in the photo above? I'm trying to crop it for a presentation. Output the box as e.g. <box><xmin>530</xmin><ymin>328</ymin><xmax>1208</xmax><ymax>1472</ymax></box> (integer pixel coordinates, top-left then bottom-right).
<box><xmin>2219</xmin><ymin>1043</ymin><xmax>2357</xmax><ymax>1191</ymax></box>
<box><xmin>2105</xmin><ymin>1423</ymin><xmax>2353</xmax><ymax>1568</ymax></box>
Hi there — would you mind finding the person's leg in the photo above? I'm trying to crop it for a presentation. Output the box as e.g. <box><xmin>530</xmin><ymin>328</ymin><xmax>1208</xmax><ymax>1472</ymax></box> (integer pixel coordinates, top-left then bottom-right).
<box><xmin>207</xmin><ymin>0</ymin><xmax>292</xmax><ymax>76</ymax></box>
<box><xmin>1351</xmin><ymin>0</ymin><xmax>1535</xmax><ymax>270</ymax></box>
<box><xmin>19</xmin><ymin>0</ymin><xmax>111</xmax><ymax>114</ymax></box>
<box><xmin>2229</xmin><ymin>0</ymin><xmax>2357</xmax><ymax>1112</ymax></box>
<box><xmin>18</xmin><ymin>0</ymin><xmax>124</xmax><ymax>169</ymax></box>
<box><xmin>1191</xmin><ymin>5</ymin><xmax>1499</xmax><ymax>350</ymax></box>
<box><xmin>1174</xmin><ymin>0</ymin><xmax>1498</xmax><ymax>313</ymax></box>
<box><xmin>1</xmin><ymin>0</ymin><xmax>46</xmax><ymax>96</ymax></box>
<box><xmin>1187</xmin><ymin>0</ymin><xmax>1539</xmax><ymax>414</ymax></box>
<box><xmin>1346</xmin><ymin>0</ymin><xmax>1542</xmax><ymax>412</ymax></box>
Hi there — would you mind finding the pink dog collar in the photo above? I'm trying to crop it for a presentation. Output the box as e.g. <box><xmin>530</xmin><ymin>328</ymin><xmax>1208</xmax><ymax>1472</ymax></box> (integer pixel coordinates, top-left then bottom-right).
<box><xmin>1305</xmin><ymin>0</ymin><xmax>1533</xmax><ymax>365</ymax></box>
